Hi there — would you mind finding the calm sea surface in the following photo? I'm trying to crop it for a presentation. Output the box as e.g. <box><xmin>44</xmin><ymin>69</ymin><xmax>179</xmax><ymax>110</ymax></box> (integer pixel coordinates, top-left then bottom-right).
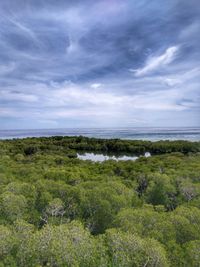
<box><xmin>0</xmin><ymin>127</ymin><xmax>200</xmax><ymax>141</ymax></box>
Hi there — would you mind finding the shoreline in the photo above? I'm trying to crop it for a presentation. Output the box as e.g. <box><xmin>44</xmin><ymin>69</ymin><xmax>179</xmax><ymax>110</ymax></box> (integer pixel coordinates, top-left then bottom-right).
<box><xmin>0</xmin><ymin>127</ymin><xmax>200</xmax><ymax>141</ymax></box>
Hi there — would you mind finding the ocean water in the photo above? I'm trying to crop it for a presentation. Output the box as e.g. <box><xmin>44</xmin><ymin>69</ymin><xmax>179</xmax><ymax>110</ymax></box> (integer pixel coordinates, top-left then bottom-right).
<box><xmin>0</xmin><ymin>127</ymin><xmax>200</xmax><ymax>141</ymax></box>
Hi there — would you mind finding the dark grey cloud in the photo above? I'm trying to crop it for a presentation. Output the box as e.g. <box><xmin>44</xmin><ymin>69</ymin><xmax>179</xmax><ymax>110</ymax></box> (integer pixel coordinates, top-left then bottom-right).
<box><xmin>0</xmin><ymin>0</ymin><xmax>199</xmax><ymax>128</ymax></box>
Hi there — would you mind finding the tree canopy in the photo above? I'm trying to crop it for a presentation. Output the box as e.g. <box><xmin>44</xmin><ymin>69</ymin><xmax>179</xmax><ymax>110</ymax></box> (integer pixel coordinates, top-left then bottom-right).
<box><xmin>0</xmin><ymin>136</ymin><xmax>200</xmax><ymax>266</ymax></box>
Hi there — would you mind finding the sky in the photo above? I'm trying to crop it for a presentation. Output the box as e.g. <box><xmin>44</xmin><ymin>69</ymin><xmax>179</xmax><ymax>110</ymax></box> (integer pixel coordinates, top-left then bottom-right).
<box><xmin>0</xmin><ymin>0</ymin><xmax>199</xmax><ymax>129</ymax></box>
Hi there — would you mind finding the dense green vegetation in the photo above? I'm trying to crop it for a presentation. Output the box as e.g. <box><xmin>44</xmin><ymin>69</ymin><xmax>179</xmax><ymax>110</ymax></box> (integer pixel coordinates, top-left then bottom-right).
<box><xmin>0</xmin><ymin>136</ymin><xmax>200</xmax><ymax>266</ymax></box>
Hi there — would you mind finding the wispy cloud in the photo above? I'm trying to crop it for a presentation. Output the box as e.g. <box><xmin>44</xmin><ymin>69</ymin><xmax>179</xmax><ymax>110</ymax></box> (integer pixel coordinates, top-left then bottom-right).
<box><xmin>131</xmin><ymin>46</ymin><xmax>179</xmax><ymax>77</ymax></box>
<box><xmin>5</xmin><ymin>16</ymin><xmax>41</xmax><ymax>46</ymax></box>
<box><xmin>0</xmin><ymin>0</ymin><xmax>199</xmax><ymax>129</ymax></box>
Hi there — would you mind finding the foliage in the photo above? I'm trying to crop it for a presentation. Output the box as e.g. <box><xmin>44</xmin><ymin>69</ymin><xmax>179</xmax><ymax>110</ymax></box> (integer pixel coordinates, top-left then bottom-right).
<box><xmin>0</xmin><ymin>136</ymin><xmax>200</xmax><ymax>266</ymax></box>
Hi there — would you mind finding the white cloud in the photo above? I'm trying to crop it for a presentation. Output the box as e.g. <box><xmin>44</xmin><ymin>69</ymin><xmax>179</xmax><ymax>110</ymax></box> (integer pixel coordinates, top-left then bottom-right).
<box><xmin>30</xmin><ymin>81</ymin><xmax>189</xmax><ymax>114</ymax></box>
<box><xmin>1</xmin><ymin>76</ymin><xmax>197</xmax><ymax>128</ymax></box>
<box><xmin>90</xmin><ymin>83</ymin><xmax>102</xmax><ymax>89</ymax></box>
<box><xmin>131</xmin><ymin>46</ymin><xmax>179</xmax><ymax>77</ymax></box>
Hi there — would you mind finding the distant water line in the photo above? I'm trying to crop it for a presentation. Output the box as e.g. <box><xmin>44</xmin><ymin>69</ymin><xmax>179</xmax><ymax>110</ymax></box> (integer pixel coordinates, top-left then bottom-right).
<box><xmin>0</xmin><ymin>127</ymin><xmax>200</xmax><ymax>141</ymax></box>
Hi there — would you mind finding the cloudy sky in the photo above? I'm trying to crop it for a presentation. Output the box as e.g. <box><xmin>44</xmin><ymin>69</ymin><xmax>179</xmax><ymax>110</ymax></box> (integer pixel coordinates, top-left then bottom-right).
<box><xmin>0</xmin><ymin>0</ymin><xmax>199</xmax><ymax>129</ymax></box>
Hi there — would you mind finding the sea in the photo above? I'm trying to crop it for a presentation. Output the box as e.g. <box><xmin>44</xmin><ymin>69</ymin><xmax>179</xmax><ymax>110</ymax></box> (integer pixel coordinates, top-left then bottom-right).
<box><xmin>0</xmin><ymin>127</ymin><xmax>200</xmax><ymax>141</ymax></box>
